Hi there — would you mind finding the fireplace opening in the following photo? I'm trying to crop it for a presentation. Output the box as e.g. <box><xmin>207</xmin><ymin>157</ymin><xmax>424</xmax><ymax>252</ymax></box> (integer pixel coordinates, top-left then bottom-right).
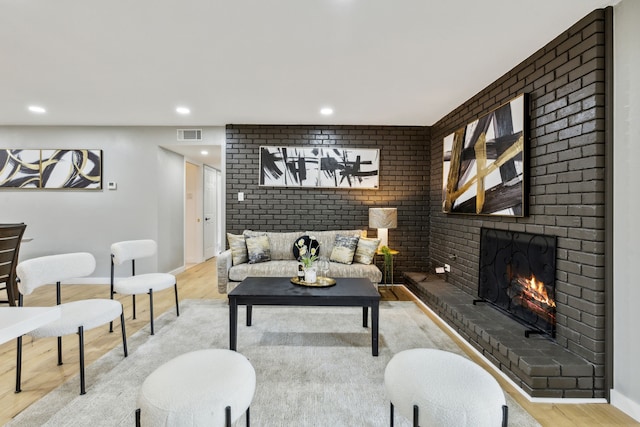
<box><xmin>477</xmin><ymin>228</ymin><xmax>557</xmax><ymax>337</ymax></box>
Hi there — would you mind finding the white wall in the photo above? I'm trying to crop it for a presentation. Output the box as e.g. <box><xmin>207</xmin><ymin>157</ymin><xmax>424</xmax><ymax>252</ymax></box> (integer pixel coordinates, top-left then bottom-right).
<box><xmin>612</xmin><ymin>0</ymin><xmax>640</xmax><ymax>421</ymax></box>
<box><xmin>157</xmin><ymin>147</ymin><xmax>185</xmax><ymax>273</ymax></box>
<box><xmin>0</xmin><ymin>125</ymin><xmax>224</xmax><ymax>280</ymax></box>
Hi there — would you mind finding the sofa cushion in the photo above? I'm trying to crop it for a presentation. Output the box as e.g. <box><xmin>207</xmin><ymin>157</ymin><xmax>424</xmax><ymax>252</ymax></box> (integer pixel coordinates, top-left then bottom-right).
<box><xmin>228</xmin><ymin>260</ymin><xmax>382</xmax><ymax>284</ymax></box>
<box><xmin>328</xmin><ymin>261</ymin><xmax>382</xmax><ymax>284</ymax></box>
<box><xmin>228</xmin><ymin>260</ymin><xmax>301</xmax><ymax>282</ymax></box>
<box><xmin>266</xmin><ymin>231</ymin><xmax>303</xmax><ymax>260</ymax></box>
<box><xmin>306</xmin><ymin>230</ymin><xmax>363</xmax><ymax>258</ymax></box>
<box><xmin>330</xmin><ymin>235</ymin><xmax>360</xmax><ymax>265</ymax></box>
<box><xmin>354</xmin><ymin>237</ymin><xmax>380</xmax><ymax>265</ymax></box>
<box><xmin>292</xmin><ymin>235</ymin><xmax>320</xmax><ymax>260</ymax></box>
<box><xmin>246</xmin><ymin>235</ymin><xmax>271</xmax><ymax>264</ymax></box>
<box><xmin>227</xmin><ymin>233</ymin><xmax>248</xmax><ymax>266</ymax></box>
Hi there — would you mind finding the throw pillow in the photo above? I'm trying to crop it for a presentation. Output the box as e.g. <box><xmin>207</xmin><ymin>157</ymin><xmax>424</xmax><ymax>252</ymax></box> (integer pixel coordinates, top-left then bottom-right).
<box><xmin>292</xmin><ymin>235</ymin><xmax>320</xmax><ymax>260</ymax></box>
<box><xmin>227</xmin><ymin>233</ymin><xmax>248</xmax><ymax>266</ymax></box>
<box><xmin>330</xmin><ymin>235</ymin><xmax>360</xmax><ymax>265</ymax></box>
<box><xmin>354</xmin><ymin>237</ymin><xmax>380</xmax><ymax>265</ymax></box>
<box><xmin>245</xmin><ymin>235</ymin><xmax>271</xmax><ymax>264</ymax></box>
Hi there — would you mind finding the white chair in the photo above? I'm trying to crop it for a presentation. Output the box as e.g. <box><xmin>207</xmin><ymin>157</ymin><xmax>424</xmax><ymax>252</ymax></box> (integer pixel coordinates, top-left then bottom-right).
<box><xmin>110</xmin><ymin>240</ymin><xmax>179</xmax><ymax>335</ymax></box>
<box><xmin>136</xmin><ymin>349</ymin><xmax>256</xmax><ymax>427</ymax></box>
<box><xmin>15</xmin><ymin>252</ymin><xmax>127</xmax><ymax>395</ymax></box>
<box><xmin>384</xmin><ymin>348</ymin><xmax>508</xmax><ymax>427</ymax></box>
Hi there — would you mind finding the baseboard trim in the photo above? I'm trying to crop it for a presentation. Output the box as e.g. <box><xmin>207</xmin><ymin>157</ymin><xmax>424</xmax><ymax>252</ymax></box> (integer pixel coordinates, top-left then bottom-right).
<box><xmin>611</xmin><ymin>389</ymin><xmax>640</xmax><ymax>422</ymax></box>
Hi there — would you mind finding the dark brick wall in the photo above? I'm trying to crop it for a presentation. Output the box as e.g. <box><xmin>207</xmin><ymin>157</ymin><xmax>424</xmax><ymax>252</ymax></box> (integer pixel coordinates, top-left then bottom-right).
<box><xmin>225</xmin><ymin>125</ymin><xmax>430</xmax><ymax>276</ymax></box>
<box><xmin>428</xmin><ymin>9</ymin><xmax>607</xmax><ymax>395</ymax></box>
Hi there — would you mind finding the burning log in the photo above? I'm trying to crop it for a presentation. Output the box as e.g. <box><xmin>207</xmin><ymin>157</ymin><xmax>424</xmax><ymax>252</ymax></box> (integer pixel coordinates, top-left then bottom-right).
<box><xmin>508</xmin><ymin>275</ymin><xmax>556</xmax><ymax>325</ymax></box>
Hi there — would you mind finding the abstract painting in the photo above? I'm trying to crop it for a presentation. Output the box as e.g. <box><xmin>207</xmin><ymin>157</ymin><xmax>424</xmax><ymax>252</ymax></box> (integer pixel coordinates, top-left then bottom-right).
<box><xmin>442</xmin><ymin>94</ymin><xmax>528</xmax><ymax>217</ymax></box>
<box><xmin>0</xmin><ymin>149</ymin><xmax>102</xmax><ymax>189</ymax></box>
<box><xmin>259</xmin><ymin>146</ymin><xmax>379</xmax><ymax>189</ymax></box>
<box><xmin>41</xmin><ymin>149</ymin><xmax>102</xmax><ymax>189</ymax></box>
<box><xmin>0</xmin><ymin>149</ymin><xmax>41</xmax><ymax>188</ymax></box>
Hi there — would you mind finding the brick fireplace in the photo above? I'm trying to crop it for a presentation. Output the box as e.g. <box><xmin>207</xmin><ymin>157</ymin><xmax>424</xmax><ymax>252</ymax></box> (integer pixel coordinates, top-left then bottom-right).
<box><xmin>426</xmin><ymin>9</ymin><xmax>608</xmax><ymax>398</ymax></box>
<box><xmin>477</xmin><ymin>228</ymin><xmax>557</xmax><ymax>338</ymax></box>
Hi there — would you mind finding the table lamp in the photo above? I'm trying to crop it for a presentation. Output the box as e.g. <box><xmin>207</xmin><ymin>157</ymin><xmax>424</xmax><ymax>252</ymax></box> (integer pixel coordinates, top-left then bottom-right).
<box><xmin>369</xmin><ymin>207</ymin><xmax>397</xmax><ymax>249</ymax></box>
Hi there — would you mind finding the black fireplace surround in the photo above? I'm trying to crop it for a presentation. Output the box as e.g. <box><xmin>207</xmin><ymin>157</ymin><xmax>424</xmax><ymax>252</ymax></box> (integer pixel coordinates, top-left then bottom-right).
<box><xmin>478</xmin><ymin>228</ymin><xmax>557</xmax><ymax>337</ymax></box>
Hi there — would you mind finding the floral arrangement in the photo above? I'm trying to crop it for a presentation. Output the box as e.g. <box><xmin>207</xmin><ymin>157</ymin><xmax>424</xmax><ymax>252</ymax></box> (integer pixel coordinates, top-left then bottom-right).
<box><xmin>300</xmin><ymin>250</ymin><xmax>318</xmax><ymax>269</ymax></box>
<box><xmin>295</xmin><ymin>236</ymin><xmax>319</xmax><ymax>269</ymax></box>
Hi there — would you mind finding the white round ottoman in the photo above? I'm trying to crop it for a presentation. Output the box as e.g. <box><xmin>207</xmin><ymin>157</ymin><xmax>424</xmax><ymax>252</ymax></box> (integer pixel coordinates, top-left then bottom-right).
<box><xmin>137</xmin><ymin>349</ymin><xmax>256</xmax><ymax>427</ymax></box>
<box><xmin>384</xmin><ymin>349</ymin><xmax>507</xmax><ymax>427</ymax></box>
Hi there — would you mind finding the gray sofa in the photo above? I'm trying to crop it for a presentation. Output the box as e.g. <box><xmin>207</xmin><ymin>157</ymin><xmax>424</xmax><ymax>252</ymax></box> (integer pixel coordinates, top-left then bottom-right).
<box><xmin>216</xmin><ymin>230</ymin><xmax>383</xmax><ymax>294</ymax></box>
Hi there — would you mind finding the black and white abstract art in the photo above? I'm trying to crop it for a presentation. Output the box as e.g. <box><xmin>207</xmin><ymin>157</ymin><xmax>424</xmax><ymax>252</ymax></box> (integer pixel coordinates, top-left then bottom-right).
<box><xmin>41</xmin><ymin>149</ymin><xmax>102</xmax><ymax>189</ymax></box>
<box><xmin>0</xmin><ymin>149</ymin><xmax>102</xmax><ymax>189</ymax></box>
<box><xmin>442</xmin><ymin>94</ymin><xmax>528</xmax><ymax>217</ymax></box>
<box><xmin>0</xmin><ymin>149</ymin><xmax>41</xmax><ymax>188</ymax></box>
<box><xmin>259</xmin><ymin>146</ymin><xmax>380</xmax><ymax>189</ymax></box>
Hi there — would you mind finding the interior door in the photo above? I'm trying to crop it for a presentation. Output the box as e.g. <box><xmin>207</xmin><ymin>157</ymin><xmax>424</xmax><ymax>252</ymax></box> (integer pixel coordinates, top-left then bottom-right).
<box><xmin>203</xmin><ymin>166</ymin><xmax>218</xmax><ymax>259</ymax></box>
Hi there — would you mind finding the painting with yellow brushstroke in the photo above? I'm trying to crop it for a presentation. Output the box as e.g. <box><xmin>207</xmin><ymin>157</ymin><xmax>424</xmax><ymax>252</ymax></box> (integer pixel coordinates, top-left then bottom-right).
<box><xmin>442</xmin><ymin>94</ymin><xmax>527</xmax><ymax>217</ymax></box>
<box><xmin>0</xmin><ymin>149</ymin><xmax>102</xmax><ymax>189</ymax></box>
<box><xmin>0</xmin><ymin>149</ymin><xmax>41</xmax><ymax>188</ymax></box>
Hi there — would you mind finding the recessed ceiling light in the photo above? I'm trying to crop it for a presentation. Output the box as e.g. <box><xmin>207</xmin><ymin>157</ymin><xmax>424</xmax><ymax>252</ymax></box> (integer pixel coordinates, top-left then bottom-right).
<box><xmin>200</xmin><ymin>150</ymin><xmax>209</xmax><ymax>155</ymax></box>
<box><xmin>28</xmin><ymin>105</ymin><xmax>46</xmax><ymax>114</ymax></box>
<box><xmin>176</xmin><ymin>106</ymin><xmax>191</xmax><ymax>115</ymax></box>
<box><xmin>320</xmin><ymin>107</ymin><xmax>334</xmax><ymax>116</ymax></box>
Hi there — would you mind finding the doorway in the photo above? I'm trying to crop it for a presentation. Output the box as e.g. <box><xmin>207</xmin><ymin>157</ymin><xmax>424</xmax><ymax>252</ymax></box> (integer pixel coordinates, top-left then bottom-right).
<box><xmin>184</xmin><ymin>163</ymin><xmax>223</xmax><ymax>266</ymax></box>
<box><xmin>185</xmin><ymin>162</ymin><xmax>202</xmax><ymax>266</ymax></box>
<box><xmin>204</xmin><ymin>165</ymin><xmax>222</xmax><ymax>259</ymax></box>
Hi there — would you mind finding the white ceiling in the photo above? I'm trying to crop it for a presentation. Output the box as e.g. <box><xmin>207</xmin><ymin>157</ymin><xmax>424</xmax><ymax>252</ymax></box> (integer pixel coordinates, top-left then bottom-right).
<box><xmin>0</xmin><ymin>0</ymin><xmax>616</xmax><ymax>127</ymax></box>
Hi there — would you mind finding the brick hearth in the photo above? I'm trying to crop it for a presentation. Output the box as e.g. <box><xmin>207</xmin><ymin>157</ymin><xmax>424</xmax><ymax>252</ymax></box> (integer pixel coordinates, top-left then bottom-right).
<box><xmin>404</xmin><ymin>272</ymin><xmax>597</xmax><ymax>398</ymax></box>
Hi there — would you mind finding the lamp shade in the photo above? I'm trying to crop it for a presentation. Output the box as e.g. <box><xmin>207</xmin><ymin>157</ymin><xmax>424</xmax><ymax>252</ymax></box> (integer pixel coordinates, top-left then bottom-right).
<box><xmin>369</xmin><ymin>208</ymin><xmax>397</xmax><ymax>229</ymax></box>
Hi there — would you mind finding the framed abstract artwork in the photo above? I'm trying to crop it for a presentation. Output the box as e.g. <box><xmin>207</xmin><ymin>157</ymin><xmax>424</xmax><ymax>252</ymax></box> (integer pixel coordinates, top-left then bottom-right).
<box><xmin>0</xmin><ymin>149</ymin><xmax>102</xmax><ymax>189</ymax></box>
<box><xmin>442</xmin><ymin>93</ymin><xmax>528</xmax><ymax>217</ymax></box>
<box><xmin>259</xmin><ymin>146</ymin><xmax>379</xmax><ymax>189</ymax></box>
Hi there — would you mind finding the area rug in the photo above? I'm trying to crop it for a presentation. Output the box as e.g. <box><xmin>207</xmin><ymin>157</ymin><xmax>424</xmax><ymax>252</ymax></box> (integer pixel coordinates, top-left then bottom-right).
<box><xmin>8</xmin><ymin>299</ymin><xmax>540</xmax><ymax>426</ymax></box>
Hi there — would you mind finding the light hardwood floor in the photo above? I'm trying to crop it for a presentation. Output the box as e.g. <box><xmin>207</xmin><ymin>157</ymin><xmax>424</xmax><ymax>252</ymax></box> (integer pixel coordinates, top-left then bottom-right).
<box><xmin>0</xmin><ymin>259</ymin><xmax>637</xmax><ymax>426</ymax></box>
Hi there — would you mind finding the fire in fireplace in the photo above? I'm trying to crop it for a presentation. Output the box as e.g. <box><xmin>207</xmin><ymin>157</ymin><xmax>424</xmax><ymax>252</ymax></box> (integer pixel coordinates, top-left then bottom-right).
<box><xmin>478</xmin><ymin>228</ymin><xmax>557</xmax><ymax>337</ymax></box>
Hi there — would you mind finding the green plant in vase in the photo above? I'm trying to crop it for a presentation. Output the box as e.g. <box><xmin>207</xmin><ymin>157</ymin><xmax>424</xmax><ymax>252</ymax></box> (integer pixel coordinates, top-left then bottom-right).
<box><xmin>380</xmin><ymin>245</ymin><xmax>393</xmax><ymax>283</ymax></box>
<box><xmin>300</xmin><ymin>249</ymin><xmax>319</xmax><ymax>282</ymax></box>
<box><xmin>300</xmin><ymin>252</ymin><xmax>318</xmax><ymax>269</ymax></box>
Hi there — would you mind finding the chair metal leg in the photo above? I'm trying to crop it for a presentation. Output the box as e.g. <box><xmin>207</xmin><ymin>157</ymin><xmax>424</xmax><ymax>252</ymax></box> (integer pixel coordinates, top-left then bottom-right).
<box><xmin>174</xmin><ymin>283</ymin><xmax>180</xmax><ymax>317</ymax></box>
<box><xmin>15</xmin><ymin>335</ymin><xmax>23</xmax><ymax>393</ymax></box>
<box><xmin>132</xmin><ymin>294</ymin><xmax>137</xmax><ymax>319</ymax></box>
<box><xmin>413</xmin><ymin>404</ymin><xmax>419</xmax><ymax>427</ymax></box>
<box><xmin>390</xmin><ymin>402</ymin><xmax>394</xmax><ymax>427</ymax></box>
<box><xmin>57</xmin><ymin>336</ymin><xmax>63</xmax><ymax>365</ymax></box>
<box><xmin>225</xmin><ymin>406</ymin><xmax>231</xmax><ymax>427</ymax></box>
<box><xmin>120</xmin><ymin>311</ymin><xmax>128</xmax><ymax>357</ymax></box>
<box><xmin>246</xmin><ymin>406</ymin><xmax>250</xmax><ymax>427</ymax></box>
<box><xmin>78</xmin><ymin>326</ymin><xmax>86</xmax><ymax>395</ymax></box>
<box><xmin>109</xmin><ymin>291</ymin><xmax>114</xmax><ymax>333</ymax></box>
<box><xmin>110</xmin><ymin>258</ymin><xmax>115</xmax><ymax>333</ymax></box>
<box><xmin>135</xmin><ymin>408</ymin><xmax>141</xmax><ymax>427</ymax></box>
<box><xmin>149</xmin><ymin>289</ymin><xmax>154</xmax><ymax>335</ymax></box>
<box><xmin>502</xmin><ymin>404</ymin><xmax>508</xmax><ymax>427</ymax></box>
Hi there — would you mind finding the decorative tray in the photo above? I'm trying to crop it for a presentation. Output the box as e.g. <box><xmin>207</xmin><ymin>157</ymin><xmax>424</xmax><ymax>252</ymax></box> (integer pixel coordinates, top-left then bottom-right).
<box><xmin>290</xmin><ymin>276</ymin><xmax>336</xmax><ymax>287</ymax></box>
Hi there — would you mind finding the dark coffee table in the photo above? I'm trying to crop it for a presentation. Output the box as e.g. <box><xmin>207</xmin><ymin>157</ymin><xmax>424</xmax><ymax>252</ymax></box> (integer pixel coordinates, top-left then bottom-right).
<box><xmin>228</xmin><ymin>277</ymin><xmax>381</xmax><ymax>356</ymax></box>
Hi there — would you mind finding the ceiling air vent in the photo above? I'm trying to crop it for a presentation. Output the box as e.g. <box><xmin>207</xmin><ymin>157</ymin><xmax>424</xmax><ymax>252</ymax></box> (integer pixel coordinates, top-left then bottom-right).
<box><xmin>177</xmin><ymin>129</ymin><xmax>202</xmax><ymax>141</ymax></box>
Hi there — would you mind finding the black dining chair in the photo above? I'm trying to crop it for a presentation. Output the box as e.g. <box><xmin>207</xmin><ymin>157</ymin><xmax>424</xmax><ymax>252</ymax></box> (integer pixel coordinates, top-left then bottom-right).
<box><xmin>0</xmin><ymin>223</ymin><xmax>26</xmax><ymax>306</ymax></box>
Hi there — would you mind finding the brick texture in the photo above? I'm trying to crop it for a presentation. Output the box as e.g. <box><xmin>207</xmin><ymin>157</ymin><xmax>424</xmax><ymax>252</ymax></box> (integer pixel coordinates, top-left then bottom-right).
<box><xmin>224</xmin><ymin>9</ymin><xmax>608</xmax><ymax>399</ymax></box>
<box><xmin>428</xmin><ymin>9</ymin><xmax>607</xmax><ymax>397</ymax></box>
<box><xmin>225</xmin><ymin>125</ymin><xmax>430</xmax><ymax>276</ymax></box>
